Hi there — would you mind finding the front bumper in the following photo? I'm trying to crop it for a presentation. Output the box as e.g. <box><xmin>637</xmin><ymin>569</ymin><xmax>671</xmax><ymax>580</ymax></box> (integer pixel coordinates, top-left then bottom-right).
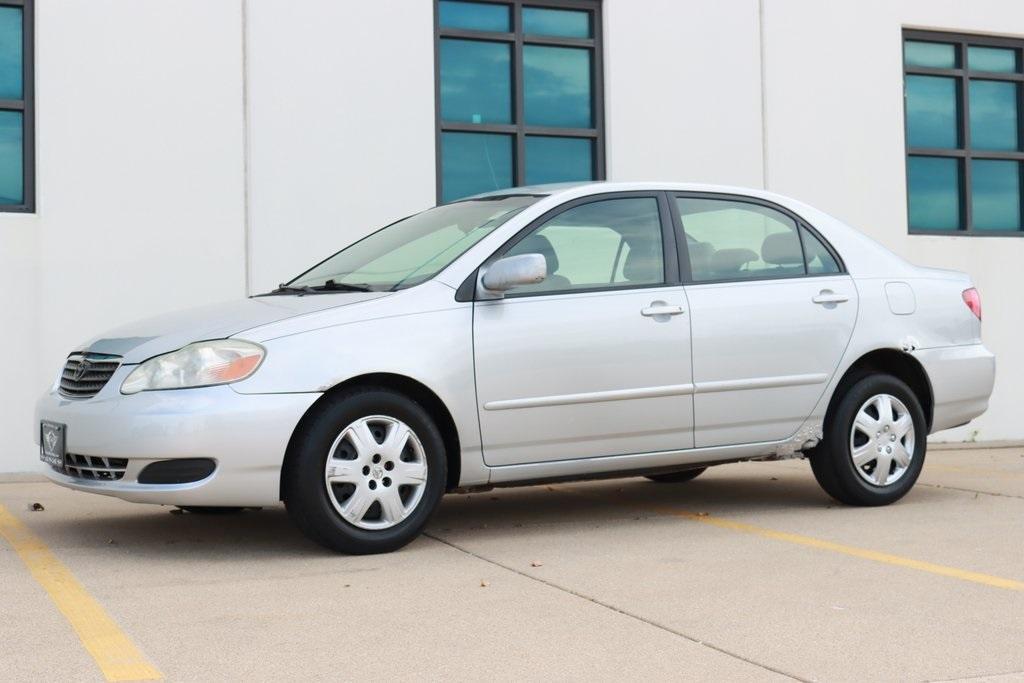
<box><xmin>34</xmin><ymin>370</ymin><xmax>320</xmax><ymax>506</ymax></box>
<box><xmin>913</xmin><ymin>343</ymin><xmax>995</xmax><ymax>433</ymax></box>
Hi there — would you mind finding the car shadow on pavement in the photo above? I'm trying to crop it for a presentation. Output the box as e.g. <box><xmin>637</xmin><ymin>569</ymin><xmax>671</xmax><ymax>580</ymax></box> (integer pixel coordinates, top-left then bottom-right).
<box><xmin>19</xmin><ymin>463</ymin><xmax>952</xmax><ymax>556</ymax></box>
<box><xmin>430</xmin><ymin>465</ymin><xmax>952</xmax><ymax>536</ymax></box>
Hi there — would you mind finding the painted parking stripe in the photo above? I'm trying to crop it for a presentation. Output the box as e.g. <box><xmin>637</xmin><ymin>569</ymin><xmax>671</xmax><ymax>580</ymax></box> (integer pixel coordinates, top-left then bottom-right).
<box><xmin>0</xmin><ymin>504</ymin><xmax>162</xmax><ymax>681</ymax></box>
<box><xmin>663</xmin><ymin>508</ymin><xmax>1024</xmax><ymax>592</ymax></box>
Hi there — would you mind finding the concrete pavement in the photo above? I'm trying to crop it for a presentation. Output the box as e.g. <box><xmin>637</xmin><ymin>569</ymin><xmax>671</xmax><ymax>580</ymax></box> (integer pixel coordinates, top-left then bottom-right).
<box><xmin>1</xmin><ymin>446</ymin><xmax>1022</xmax><ymax>681</ymax></box>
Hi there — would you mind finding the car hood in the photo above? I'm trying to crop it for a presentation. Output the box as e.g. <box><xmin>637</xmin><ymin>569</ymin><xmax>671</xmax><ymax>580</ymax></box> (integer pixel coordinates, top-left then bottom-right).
<box><xmin>80</xmin><ymin>292</ymin><xmax>390</xmax><ymax>364</ymax></box>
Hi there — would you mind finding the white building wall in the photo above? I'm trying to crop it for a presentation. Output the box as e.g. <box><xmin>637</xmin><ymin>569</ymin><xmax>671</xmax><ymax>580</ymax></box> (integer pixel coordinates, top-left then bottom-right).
<box><xmin>604</xmin><ymin>0</ymin><xmax>764</xmax><ymax>188</ymax></box>
<box><xmin>245</xmin><ymin>0</ymin><xmax>438</xmax><ymax>294</ymax></box>
<box><xmin>2</xmin><ymin>0</ymin><xmax>1022</xmax><ymax>473</ymax></box>
<box><xmin>0</xmin><ymin>0</ymin><xmax>247</xmax><ymax>472</ymax></box>
<box><xmin>761</xmin><ymin>0</ymin><xmax>1024</xmax><ymax>441</ymax></box>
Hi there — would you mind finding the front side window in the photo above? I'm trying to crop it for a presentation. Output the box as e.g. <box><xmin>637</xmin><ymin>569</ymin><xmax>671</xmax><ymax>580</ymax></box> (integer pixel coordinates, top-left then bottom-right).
<box><xmin>904</xmin><ymin>30</ymin><xmax>1024</xmax><ymax>234</ymax></box>
<box><xmin>677</xmin><ymin>198</ymin><xmax>837</xmax><ymax>282</ymax></box>
<box><xmin>0</xmin><ymin>0</ymin><xmax>32</xmax><ymax>211</ymax></box>
<box><xmin>289</xmin><ymin>196</ymin><xmax>538</xmax><ymax>291</ymax></box>
<box><xmin>436</xmin><ymin>0</ymin><xmax>604</xmax><ymax>203</ymax></box>
<box><xmin>503</xmin><ymin>197</ymin><xmax>664</xmax><ymax>295</ymax></box>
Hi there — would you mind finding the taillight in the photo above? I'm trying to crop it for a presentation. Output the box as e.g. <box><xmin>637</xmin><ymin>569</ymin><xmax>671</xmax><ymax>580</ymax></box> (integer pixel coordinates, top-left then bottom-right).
<box><xmin>962</xmin><ymin>287</ymin><xmax>982</xmax><ymax>320</ymax></box>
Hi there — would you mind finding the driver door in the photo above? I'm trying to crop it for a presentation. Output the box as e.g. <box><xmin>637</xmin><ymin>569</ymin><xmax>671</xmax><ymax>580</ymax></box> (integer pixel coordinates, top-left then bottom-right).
<box><xmin>472</xmin><ymin>193</ymin><xmax>695</xmax><ymax>467</ymax></box>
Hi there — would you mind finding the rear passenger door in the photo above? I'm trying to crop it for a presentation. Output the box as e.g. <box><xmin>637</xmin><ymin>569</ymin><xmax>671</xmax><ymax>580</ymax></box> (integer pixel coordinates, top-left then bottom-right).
<box><xmin>674</xmin><ymin>194</ymin><xmax>857</xmax><ymax>448</ymax></box>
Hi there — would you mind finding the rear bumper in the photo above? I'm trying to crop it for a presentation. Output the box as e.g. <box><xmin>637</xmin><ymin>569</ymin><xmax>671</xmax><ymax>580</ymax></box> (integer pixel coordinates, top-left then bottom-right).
<box><xmin>34</xmin><ymin>378</ymin><xmax>320</xmax><ymax>506</ymax></box>
<box><xmin>913</xmin><ymin>343</ymin><xmax>995</xmax><ymax>433</ymax></box>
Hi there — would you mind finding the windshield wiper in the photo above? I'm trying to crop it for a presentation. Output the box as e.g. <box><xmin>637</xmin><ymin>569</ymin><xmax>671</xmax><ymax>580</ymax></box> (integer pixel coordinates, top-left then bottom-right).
<box><xmin>264</xmin><ymin>284</ymin><xmax>318</xmax><ymax>296</ymax></box>
<box><xmin>316</xmin><ymin>280</ymin><xmax>374</xmax><ymax>292</ymax></box>
<box><xmin>260</xmin><ymin>280</ymin><xmax>374</xmax><ymax>297</ymax></box>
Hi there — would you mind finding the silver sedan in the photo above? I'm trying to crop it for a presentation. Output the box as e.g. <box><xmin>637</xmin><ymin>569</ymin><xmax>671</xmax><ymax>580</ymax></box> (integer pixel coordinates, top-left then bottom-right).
<box><xmin>36</xmin><ymin>182</ymin><xmax>995</xmax><ymax>553</ymax></box>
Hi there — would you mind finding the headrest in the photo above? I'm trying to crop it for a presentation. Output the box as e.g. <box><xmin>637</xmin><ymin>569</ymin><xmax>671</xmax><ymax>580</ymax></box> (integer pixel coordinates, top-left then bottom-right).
<box><xmin>761</xmin><ymin>232</ymin><xmax>803</xmax><ymax>266</ymax></box>
<box><xmin>710</xmin><ymin>248</ymin><xmax>758</xmax><ymax>274</ymax></box>
<box><xmin>517</xmin><ymin>233</ymin><xmax>559</xmax><ymax>273</ymax></box>
<box><xmin>623</xmin><ymin>239</ymin><xmax>661</xmax><ymax>281</ymax></box>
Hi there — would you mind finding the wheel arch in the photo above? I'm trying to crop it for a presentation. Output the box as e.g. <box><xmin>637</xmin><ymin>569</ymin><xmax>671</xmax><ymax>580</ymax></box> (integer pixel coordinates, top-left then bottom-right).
<box><xmin>828</xmin><ymin>349</ymin><xmax>934</xmax><ymax>431</ymax></box>
<box><xmin>280</xmin><ymin>372</ymin><xmax>462</xmax><ymax>499</ymax></box>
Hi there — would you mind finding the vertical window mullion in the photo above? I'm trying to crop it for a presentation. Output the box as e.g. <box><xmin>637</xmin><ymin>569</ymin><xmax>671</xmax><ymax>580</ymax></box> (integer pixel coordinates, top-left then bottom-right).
<box><xmin>591</xmin><ymin>5</ymin><xmax>604</xmax><ymax>181</ymax></box>
<box><xmin>21</xmin><ymin>0</ymin><xmax>32</xmax><ymax>211</ymax></box>
<box><xmin>512</xmin><ymin>1</ymin><xmax>525</xmax><ymax>186</ymax></box>
<box><xmin>960</xmin><ymin>39</ymin><xmax>973</xmax><ymax>232</ymax></box>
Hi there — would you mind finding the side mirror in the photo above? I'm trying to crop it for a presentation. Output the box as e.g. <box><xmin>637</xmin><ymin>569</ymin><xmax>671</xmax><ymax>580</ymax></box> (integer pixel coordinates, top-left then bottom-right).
<box><xmin>478</xmin><ymin>253</ymin><xmax>547</xmax><ymax>298</ymax></box>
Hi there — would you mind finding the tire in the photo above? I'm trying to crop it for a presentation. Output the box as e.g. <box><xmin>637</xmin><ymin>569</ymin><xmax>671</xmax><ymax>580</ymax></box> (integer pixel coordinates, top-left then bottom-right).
<box><xmin>809</xmin><ymin>373</ymin><xmax>926</xmax><ymax>506</ymax></box>
<box><xmin>176</xmin><ymin>506</ymin><xmax>247</xmax><ymax>514</ymax></box>
<box><xmin>282</xmin><ymin>387</ymin><xmax>447</xmax><ymax>554</ymax></box>
<box><xmin>645</xmin><ymin>467</ymin><xmax>707</xmax><ymax>483</ymax></box>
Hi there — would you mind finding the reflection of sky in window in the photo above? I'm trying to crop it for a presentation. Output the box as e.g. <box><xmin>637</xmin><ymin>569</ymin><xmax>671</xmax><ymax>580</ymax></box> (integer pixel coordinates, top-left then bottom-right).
<box><xmin>524</xmin><ymin>46</ymin><xmax>592</xmax><ymax>128</ymax></box>
<box><xmin>525</xmin><ymin>137</ymin><xmax>592</xmax><ymax>185</ymax></box>
<box><xmin>968</xmin><ymin>46</ymin><xmax>1018</xmax><ymax>73</ymax></box>
<box><xmin>906</xmin><ymin>75</ymin><xmax>959</xmax><ymax>149</ymax></box>
<box><xmin>0</xmin><ymin>110</ymin><xmax>23</xmax><ymax>204</ymax></box>
<box><xmin>908</xmin><ymin>157</ymin><xmax>960</xmax><ymax>230</ymax></box>
<box><xmin>972</xmin><ymin>160</ymin><xmax>1021</xmax><ymax>230</ymax></box>
<box><xmin>440</xmin><ymin>40</ymin><xmax>511</xmax><ymax>124</ymax></box>
<box><xmin>0</xmin><ymin>7</ymin><xmax>22</xmax><ymax>100</ymax></box>
<box><xmin>441</xmin><ymin>132</ymin><xmax>513</xmax><ymax>202</ymax></box>
<box><xmin>904</xmin><ymin>41</ymin><xmax>956</xmax><ymax>69</ymax></box>
<box><xmin>969</xmin><ymin>80</ymin><xmax>1019</xmax><ymax>151</ymax></box>
<box><xmin>523</xmin><ymin>8</ymin><xmax>590</xmax><ymax>38</ymax></box>
<box><xmin>438</xmin><ymin>1</ymin><xmax>510</xmax><ymax>32</ymax></box>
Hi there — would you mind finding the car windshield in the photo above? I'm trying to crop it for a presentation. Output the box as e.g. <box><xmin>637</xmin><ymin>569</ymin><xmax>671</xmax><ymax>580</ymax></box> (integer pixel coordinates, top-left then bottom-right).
<box><xmin>284</xmin><ymin>196</ymin><xmax>540</xmax><ymax>292</ymax></box>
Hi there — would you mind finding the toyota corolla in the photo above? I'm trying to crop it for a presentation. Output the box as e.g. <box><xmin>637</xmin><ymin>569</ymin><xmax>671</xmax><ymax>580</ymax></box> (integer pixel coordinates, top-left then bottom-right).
<box><xmin>35</xmin><ymin>182</ymin><xmax>995</xmax><ymax>554</ymax></box>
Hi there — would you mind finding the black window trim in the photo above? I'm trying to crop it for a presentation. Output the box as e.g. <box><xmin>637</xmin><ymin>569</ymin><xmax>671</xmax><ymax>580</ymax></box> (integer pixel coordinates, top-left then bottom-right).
<box><xmin>669</xmin><ymin>191</ymin><xmax>847</xmax><ymax>287</ymax></box>
<box><xmin>433</xmin><ymin>0</ymin><xmax>605</xmax><ymax>205</ymax></box>
<box><xmin>458</xmin><ymin>190</ymin><xmax>680</xmax><ymax>301</ymax></box>
<box><xmin>0</xmin><ymin>0</ymin><xmax>33</xmax><ymax>213</ymax></box>
<box><xmin>903</xmin><ymin>28</ymin><xmax>1024</xmax><ymax>237</ymax></box>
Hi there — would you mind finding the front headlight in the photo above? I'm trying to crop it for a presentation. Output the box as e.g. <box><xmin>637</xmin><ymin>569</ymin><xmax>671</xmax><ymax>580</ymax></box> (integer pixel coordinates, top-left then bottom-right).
<box><xmin>120</xmin><ymin>340</ymin><xmax>265</xmax><ymax>395</ymax></box>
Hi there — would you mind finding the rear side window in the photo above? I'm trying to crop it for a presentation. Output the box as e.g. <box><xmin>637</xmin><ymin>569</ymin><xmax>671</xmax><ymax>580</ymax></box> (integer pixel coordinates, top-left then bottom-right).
<box><xmin>801</xmin><ymin>226</ymin><xmax>841</xmax><ymax>274</ymax></box>
<box><xmin>677</xmin><ymin>197</ymin><xmax>841</xmax><ymax>282</ymax></box>
<box><xmin>677</xmin><ymin>198</ymin><xmax>804</xmax><ymax>282</ymax></box>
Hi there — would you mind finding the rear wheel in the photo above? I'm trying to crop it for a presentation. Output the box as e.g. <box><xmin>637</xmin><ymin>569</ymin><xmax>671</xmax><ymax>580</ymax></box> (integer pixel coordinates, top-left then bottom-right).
<box><xmin>283</xmin><ymin>387</ymin><xmax>446</xmax><ymax>554</ymax></box>
<box><xmin>809</xmin><ymin>374</ymin><xmax>926</xmax><ymax>506</ymax></box>
<box><xmin>645</xmin><ymin>467</ymin><xmax>707</xmax><ymax>484</ymax></box>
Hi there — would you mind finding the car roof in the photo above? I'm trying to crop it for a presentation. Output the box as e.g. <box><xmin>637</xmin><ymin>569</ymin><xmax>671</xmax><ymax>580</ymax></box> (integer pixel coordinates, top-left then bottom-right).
<box><xmin>465</xmin><ymin>180</ymin><xmax>797</xmax><ymax>203</ymax></box>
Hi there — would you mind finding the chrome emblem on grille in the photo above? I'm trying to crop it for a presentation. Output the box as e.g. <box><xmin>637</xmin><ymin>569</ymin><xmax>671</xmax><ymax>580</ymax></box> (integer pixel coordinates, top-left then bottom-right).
<box><xmin>72</xmin><ymin>359</ymin><xmax>92</xmax><ymax>381</ymax></box>
<box><xmin>44</xmin><ymin>430</ymin><xmax>58</xmax><ymax>452</ymax></box>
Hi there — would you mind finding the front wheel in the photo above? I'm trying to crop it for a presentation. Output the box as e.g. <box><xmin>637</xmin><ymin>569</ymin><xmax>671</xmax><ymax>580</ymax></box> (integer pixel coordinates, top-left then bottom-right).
<box><xmin>809</xmin><ymin>374</ymin><xmax>926</xmax><ymax>506</ymax></box>
<box><xmin>283</xmin><ymin>387</ymin><xmax>447</xmax><ymax>554</ymax></box>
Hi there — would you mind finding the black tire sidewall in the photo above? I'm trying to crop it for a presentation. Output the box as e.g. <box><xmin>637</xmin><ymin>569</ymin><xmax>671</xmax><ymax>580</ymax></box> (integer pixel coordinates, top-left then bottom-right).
<box><xmin>284</xmin><ymin>388</ymin><xmax>447</xmax><ymax>553</ymax></box>
<box><xmin>823</xmin><ymin>374</ymin><xmax>927</xmax><ymax>505</ymax></box>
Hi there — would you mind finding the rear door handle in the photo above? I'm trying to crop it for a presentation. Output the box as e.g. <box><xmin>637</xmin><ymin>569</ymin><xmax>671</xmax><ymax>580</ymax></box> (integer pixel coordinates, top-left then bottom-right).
<box><xmin>641</xmin><ymin>303</ymin><xmax>685</xmax><ymax>317</ymax></box>
<box><xmin>812</xmin><ymin>291</ymin><xmax>849</xmax><ymax>305</ymax></box>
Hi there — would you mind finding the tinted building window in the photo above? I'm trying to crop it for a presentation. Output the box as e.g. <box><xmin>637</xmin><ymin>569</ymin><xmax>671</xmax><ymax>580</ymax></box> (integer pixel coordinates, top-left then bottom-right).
<box><xmin>0</xmin><ymin>1</ymin><xmax>31</xmax><ymax>211</ymax></box>
<box><xmin>436</xmin><ymin>0</ymin><xmax>603</xmax><ymax>203</ymax></box>
<box><xmin>904</xmin><ymin>31</ymin><xmax>1024</xmax><ymax>234</ymax></box>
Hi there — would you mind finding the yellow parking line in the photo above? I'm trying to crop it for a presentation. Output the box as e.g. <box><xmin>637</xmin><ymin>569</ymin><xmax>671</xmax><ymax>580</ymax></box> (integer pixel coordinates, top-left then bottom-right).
<box><xmin>0</xmin><ymin>504</ymin><xmax>162</xmax><ymax>681</ymax></box>
<box><xmin>664</xmin><ymin>508</ymin><xmax>1024</xmax><ymax>592</ymax></box>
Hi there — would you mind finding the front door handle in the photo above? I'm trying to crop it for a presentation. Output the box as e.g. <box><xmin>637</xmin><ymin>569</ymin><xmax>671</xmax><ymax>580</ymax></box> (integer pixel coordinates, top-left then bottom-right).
<box><xmin>641</xmin><ymin>302</ymin><xmax>685</xmax><ymax>317</ymax></box>
<box><xmin>812</xmin><ymin>290</ymin><xmax>849</xmax><ymax>305</ymax></box>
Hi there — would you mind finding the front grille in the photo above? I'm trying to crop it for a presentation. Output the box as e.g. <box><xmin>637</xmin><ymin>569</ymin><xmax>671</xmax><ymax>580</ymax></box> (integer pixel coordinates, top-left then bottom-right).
<box><xmin>52</xmin><ymin>453</ymin><xmax>128</xmax><ymax>481</ymax></box>
<box><xmin>59</xmin><ymin>353</ymin><xmax>122</xmax><ymax>398</ymax></box>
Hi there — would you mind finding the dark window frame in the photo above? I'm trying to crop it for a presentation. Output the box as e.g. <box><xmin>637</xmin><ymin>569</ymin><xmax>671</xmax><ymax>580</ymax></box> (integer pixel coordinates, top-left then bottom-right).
<box><xmin>903</xmin><ymin>28</ymin><xmax>1024</xmax><ymax>236</ymax></box>
<box><xmin>669</xmin><ymin>192</ymin><xmax>847</xmax><ymax>286</ymax></box>
<box><xmin>0</xmin><ymin>0</ymin><xmax>32</xmax><ymax>213</ymax></box>
<box><xmin>433</xmin><ymin>0</ymin><xmax>605</xmax><ymax>204</ymax></box>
